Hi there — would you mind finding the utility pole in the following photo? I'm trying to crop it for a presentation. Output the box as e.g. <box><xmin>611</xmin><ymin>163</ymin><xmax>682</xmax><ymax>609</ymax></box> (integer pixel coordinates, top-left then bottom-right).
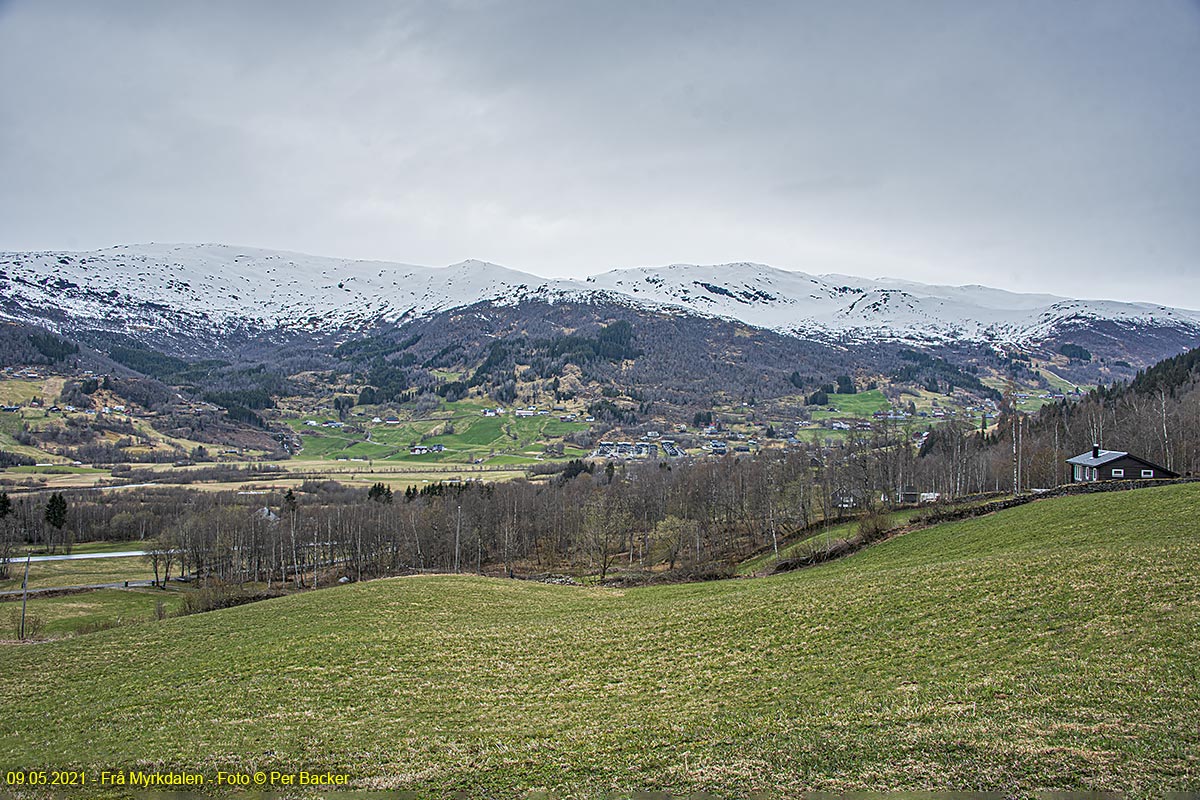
<box><xmin>1005</xmin><ymin>373</ymin><xmax>1019</xmax><ymax>497</ymax></box>
<box><xmin>454</xmin><ymin>504</ymin><xmax>461</xmax><ymax>574</ymax></box>
<box><xmin>19</xmin><ymin>555</ymin><xmax>30</xmax><ymax>640</ymax></box>
<box><xmin>1053</xmin><ymin>421</ymin><xmax>1060</xmax><ymax>487</ymax></box>
<box><xmin>1008</xmin><ymin>409</ymin><xmax>1017</xmax><ymax>497</ymax></box>
<box><xmin>1016</xmin><ymin>413</ymin><xmax>1023</xmax><ymax>493</ymax></box>
<box><xmin>1160</xmin><ymin>386</ymin><xmax>1172</xmax><ymax>471</ymax></box>
<box><xmin>767</xmin><ymin>460</ymin><xmax>779</xmax><ymax>558</ymax></box>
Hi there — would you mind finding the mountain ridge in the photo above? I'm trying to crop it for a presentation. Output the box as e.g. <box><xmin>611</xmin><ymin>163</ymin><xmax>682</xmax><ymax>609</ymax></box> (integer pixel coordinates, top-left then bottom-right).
<box><xmin>3</xmin><ymin>242</ymin><xmax>1199</xmax><ymax>354</ymax></box>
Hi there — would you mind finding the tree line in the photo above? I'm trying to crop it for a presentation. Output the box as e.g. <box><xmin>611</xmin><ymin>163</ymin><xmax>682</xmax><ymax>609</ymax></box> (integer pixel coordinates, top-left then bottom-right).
<box><xmin>0</xmin><ymin>425</ymin><xmax>925</xmax><ymax>584</ymax></box>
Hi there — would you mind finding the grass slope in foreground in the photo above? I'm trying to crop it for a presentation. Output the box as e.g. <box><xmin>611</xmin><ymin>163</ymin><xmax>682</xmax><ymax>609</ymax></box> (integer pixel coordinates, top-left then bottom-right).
<box><xmin>1</xmin><ymin>485</ymin><xmax>1198</xmax><ymax>797</ymax></box>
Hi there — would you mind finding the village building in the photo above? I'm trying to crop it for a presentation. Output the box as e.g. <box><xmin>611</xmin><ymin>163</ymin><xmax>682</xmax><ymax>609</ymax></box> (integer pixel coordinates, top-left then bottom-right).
<box><xmin>1066</xmin><ymin>446</ymin><xmax>1178</xmax><ymax>482</ymax></box>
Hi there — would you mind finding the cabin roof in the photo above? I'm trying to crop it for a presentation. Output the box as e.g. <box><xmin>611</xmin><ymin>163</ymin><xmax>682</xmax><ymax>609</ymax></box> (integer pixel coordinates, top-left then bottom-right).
<box><xmin>1065</xmin><ymin>449</ymin><xmax>1177</xmax><ymax>477</ymax></box>
<box><xmin>1066</xmin><ymin>449</ymin><xmax>1127</xmax><ymax>467</ymax></box>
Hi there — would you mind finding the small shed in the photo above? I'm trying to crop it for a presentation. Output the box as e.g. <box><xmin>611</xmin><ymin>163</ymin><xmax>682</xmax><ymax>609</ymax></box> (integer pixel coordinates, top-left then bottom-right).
<box><xmin>832</xmin><ymin>489</ymin><xmax>865</xmax><ymax>510</ymax></box>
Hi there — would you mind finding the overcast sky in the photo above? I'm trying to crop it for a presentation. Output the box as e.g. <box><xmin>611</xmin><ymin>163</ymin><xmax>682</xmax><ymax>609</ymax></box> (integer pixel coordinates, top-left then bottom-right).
<box><xmin>1</xmin><ymin>1</ymin><xmax>1198</xmax><ymax>306</ymax></box>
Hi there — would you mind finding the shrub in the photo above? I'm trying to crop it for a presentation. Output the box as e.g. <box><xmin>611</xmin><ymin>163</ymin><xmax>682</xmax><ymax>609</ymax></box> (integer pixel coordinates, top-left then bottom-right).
<box><xmin>8</xmin><ymin>608</ymin><xmax>45</xmax><ymax>640</ymax></box>
<box><xmin>609</xmin><ymin>563</ymin><xmax>735</xmax><ymax>586</ymax></box>
<box><xmin>856</xmin><ymin>510</ymin><xmax>892</xmax><ymax>543</ymax></box>
<box><xmin>179</xmin><ymin>587</ymin><xmax>280</xmax><ymax>616</ymax></box>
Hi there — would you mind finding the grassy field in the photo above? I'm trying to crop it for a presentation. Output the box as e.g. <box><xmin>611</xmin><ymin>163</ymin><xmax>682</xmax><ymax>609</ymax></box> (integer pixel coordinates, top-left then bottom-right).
<box><xmin>824</xmin><ymin>388</ymin><xmax>890</xmax><ymax>415</ymax></box>
<box><xmin>0</xmin><ymin>587</ymin><xmax>185</xmax><ymax>638</ymax></box>
<box><xmin>0</xmin><ymin>408</ymin><xmax>64</xmax><ymax>463</ymax></box>
<box><xmin>735</xmin><ymin>507</ymin><xmax>930</xmax><ymax>576</ymax></box>
<box><xmin>4</xmin><ymin>465</ymin><xmax>106</xmax><ymax>475</ymax></box>
<box><xmin>290</xmin><ymin>402</ymin><xmax>590</xmax><ymax>465</ymax></box>
<box><xmin>0</xmin><ymin>556</ymin><xmax>154</xmax><ymax>592</ymax></box>
<box><xmin>0</xmin><ymin>458</ymin><xmax>538</xmax><ymax>495</ymax></box>
<box><xmin>0</xmin><ymin>379</ymin><xmax>45</xmax><ymax>406</ymax></box>
<box><xmin>1035</xmin><ymin>362</ymin><xmax>1090</xmax><ymax>394</ymax></box>
<box><xmin>15</xmin><ymin>539</ymin><xmax>144</xmax><ymax>556</ymax></box>
<box><xmin>806</xmin><ymin>388</ymin><xmax>891</xmax><ymax>422</ymax></box>
<box><xmin>0</xmin><ymin>485</ymin><xmax>1197</xmax><ymax>797</ymax></box>
<box><xmin>736</xmin><ymin>519</ymin><xmax>860</xmax><ymax>575</ymax></box>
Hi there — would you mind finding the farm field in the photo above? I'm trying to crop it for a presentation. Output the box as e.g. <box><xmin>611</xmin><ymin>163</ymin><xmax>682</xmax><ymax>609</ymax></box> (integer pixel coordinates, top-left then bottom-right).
<box><xmin>0</xmin><ymin>379</ymin><xmax>48</xmax><ymax>406</ymax></box>
<box><xmin>0</xmin><ymin>453</ymin><xmax>538</xmax><ymax>495</ymax></box>
<box><xmin>288</xmin><ymin>401</ymin><xmax>591</xmax><ymax>464</ymax></box>
<box><xmin>978</xmin><ymin>372</ymin><xmax>1085</xmax><ymax>413</ymax></box>
<box><xmin>0</xmin><ymin>407</ymin><xmax>65</xmax><ymax>463</ymax></box>
<box><xmin>0</xmin><ymin>378</ymin><xmax>593</xmax><ymax>479</ymax></box>
<box><xmin>0</xmin><ymin>556</ymin><xmax>154</xmax><ymax>592</ymax></box>
<box><xmin>0</xmin><ymin>484</ymin><xmax>1196</xmax><ymax>797</ymax></box>
<box><xmin>797</xmin><ymin>389</ymin><xmax>895</xmax><ymax>431</ymax></box>
<box><xmin>4</xmin><ymin>465</ymin><xmax>106</xmax><ymax>475</ymax></box>
<box><xmin>16</xmin><ymin>539</ymin><xmax>144</xmax><ymax>556</ymax></box>
<box><xmin>164</xmin><ymin>469</ymin><xmax>534</xmax><ymax>494</ymax></box>
<box><xmin>0</xmin><ymin>587</ymin><xmax>185</xmax><ymax>639</ymax></box>
<box><xmin>808</xmin><ymin>387</ymin><xmax>891</xmax><ymax>418</ymax></box>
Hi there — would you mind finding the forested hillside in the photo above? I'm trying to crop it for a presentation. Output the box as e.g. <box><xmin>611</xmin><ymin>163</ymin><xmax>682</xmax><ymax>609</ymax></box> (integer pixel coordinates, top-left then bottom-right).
<box><xmin>919</xmin><ymin>343</ymin><xmax>1200</xmax><ymax>494</ymax></box>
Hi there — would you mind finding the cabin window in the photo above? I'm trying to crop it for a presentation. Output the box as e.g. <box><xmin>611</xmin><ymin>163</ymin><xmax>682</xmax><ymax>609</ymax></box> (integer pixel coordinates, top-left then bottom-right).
<box><xmin>1111</xmin><ymin>468</ymin><xmax>1124</xmax><ymax>478</ymax></box>
<box><xmin>1142</xmin><ymin>469</ymin><xmax>1154</xmax><ymax>478</ymax></box>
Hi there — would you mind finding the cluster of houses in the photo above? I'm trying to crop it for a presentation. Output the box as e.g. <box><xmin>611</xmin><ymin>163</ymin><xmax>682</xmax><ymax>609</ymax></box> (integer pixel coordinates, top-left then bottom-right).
<box><xmin>1013</xmin><ymin>391</ymin><xmax>1067</xmax><ymax>403</ymax></box>
<box><xmin>306</xmin><ymin>415</ymin><xmax>411</xmax><ymax>426</ymax></box>
<box><xmin>593</xmin><ymin>440</ymin><xmax>660</xmax><ymax>459</ymax></box>
<box><xmin>587</xmin><ymin>433</ymin><xmax>770</xmax><ymax>460</ymax></box>
<box><xmin>591</xmin><ymin>436</ymin><xmax>750</xmax><ymax>459</ymax></box>
<box><xmin>306</xmin><ymin>419</ymin><xmax>346</xmax><ymax>429</ymax></box>
<box><xmin>2</xmin><ymin>400</ymin><xmax>128</xmax><ymax>416</ymax></box>
<box><xmin>409</xmin><ymin>444</ymin><xmax>446</xmax><ymax>456</ymax></box>
<box><xmin>703</xmin><ymin>439</ymin><xmax>758</xmax><ymax>455</ymax></box>
<box><xmin>797</xmin><ymin>395</ymin><xmax>1006</xmax><ymax>433</ymax></box>
<box><xmin>3</xmin><ymin>367</ymin><xmax>45</xmax><ymax>381</ymax></box>
<box><xmin>3</xmin><ymin>369</ymin><xmax>137</xmax><ymax>416</ymax></box>
<box><xmin>496</xmin><ymin>405</ymin><xmax>594</xmax><ymax>423</ymax></box>
<box><xmin>826</xmin><ymin>420</ymin><xmax>874</xmax><ymax>432</ymax></box>
<box><xmin>660</xmin><ymin>440</ymin><xmax>685</xmax><ymax>457</ymax></box>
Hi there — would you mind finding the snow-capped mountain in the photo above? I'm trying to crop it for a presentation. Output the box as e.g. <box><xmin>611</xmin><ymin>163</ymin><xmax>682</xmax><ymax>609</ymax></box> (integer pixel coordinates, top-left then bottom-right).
<box><xmin>584</xmin><ymin>262</ymin><xmax>1200</xmax><ymax>345</ymax></box>
<box><xmin>2</xmin><ymin>243</ymin><xmax>1198</xmax><ymax>352</ymax></box>
<box><xmin>0</xmin><ymin>243</ymin><xmax>584</xmax><ymax>334</ymax></box>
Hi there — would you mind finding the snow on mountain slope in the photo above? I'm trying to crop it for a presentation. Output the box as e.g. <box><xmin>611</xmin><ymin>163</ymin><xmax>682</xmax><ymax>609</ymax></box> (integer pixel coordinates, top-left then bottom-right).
<box><xmin>585</xmin><ymin>262</ymin><xmax>1200</xmax><ymax>345</ymax></box>
<box><xmin>2</xmin><ymin>243</ymin><xmax>1198</xmax><ymax>349</ymax></box>
<box><xmin>0</xmin><ymin>243</ymin><xmax>591</xmax><ymax>334</ymax></box>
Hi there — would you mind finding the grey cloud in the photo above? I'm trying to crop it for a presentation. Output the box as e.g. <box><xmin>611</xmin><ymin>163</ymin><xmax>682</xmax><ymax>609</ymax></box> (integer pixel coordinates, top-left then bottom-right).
<box><xmin>1</xmin><ymin>0</ymin><xmax>1197</xmax><ymax>306</ymax></box>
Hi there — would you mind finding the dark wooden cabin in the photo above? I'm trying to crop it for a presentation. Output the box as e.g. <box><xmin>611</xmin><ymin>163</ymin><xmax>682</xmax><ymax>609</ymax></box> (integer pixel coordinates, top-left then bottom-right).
<box><xmin>1066</xmin><ymin>445</ymin><xmax>1179</xmax><ymax>482</ymax></box>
